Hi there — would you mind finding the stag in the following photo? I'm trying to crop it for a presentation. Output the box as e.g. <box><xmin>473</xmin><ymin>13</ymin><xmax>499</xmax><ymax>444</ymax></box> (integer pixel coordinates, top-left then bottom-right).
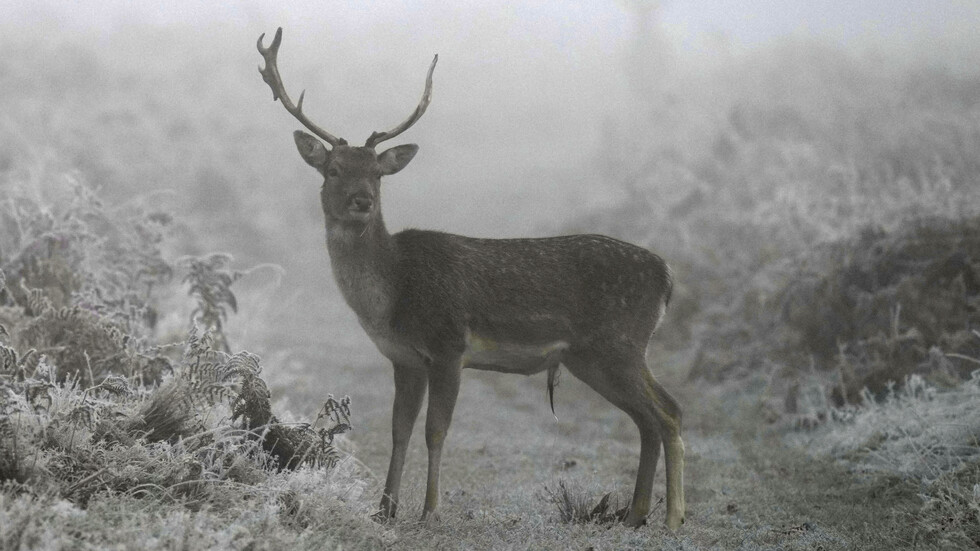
<box><xmin>257</xmin><ymin>28</ymin><xmax>684</xmax><ymax>529</ymax></box>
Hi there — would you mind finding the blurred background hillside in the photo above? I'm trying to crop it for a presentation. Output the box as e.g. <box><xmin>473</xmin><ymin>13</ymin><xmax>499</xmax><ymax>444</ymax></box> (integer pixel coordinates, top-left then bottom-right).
<box><xmin>3</xmin><ymin>1</ymin><xmax>979</xmax><ymax>356</ymax></box>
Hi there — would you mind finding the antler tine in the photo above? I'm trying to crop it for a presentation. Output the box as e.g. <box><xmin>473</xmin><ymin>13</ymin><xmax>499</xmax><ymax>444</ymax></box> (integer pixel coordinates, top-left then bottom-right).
<box><xmin>257</xmin><ymin>28</ymin><xmax>345</xmax><ymax>147</ymax></box>
<box><xmin>364</xmin><ymin>54</ymin><xmax>438</xmax><ymax>148</ymax></box>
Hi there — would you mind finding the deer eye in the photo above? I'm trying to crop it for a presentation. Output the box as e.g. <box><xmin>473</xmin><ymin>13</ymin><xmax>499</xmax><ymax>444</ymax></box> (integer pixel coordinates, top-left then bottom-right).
<box><xmin>327</xmin><ymin>168</ymin><xmax>339</xmax><ymax>178</ymax></box>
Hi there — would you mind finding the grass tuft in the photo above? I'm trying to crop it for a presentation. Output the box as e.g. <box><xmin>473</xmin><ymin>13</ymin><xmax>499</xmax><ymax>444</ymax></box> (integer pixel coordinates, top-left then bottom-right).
<box><xmin>543</xmin><ymin>480</ymin><xmax>638</xmax><ymax>525</ymax></box>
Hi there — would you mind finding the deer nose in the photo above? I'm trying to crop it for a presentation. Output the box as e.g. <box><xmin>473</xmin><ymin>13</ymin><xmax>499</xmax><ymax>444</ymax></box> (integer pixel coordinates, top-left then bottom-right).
<box><xmin>349</xmin><ymin>194</ymin><xmax>374</xmax><ymax>212</ymax></box>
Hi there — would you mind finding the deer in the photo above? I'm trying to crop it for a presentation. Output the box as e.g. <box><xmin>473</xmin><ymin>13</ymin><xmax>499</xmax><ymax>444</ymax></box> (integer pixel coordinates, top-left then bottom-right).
<box><xmin>257</xmin><ymin>28</ymin><xmax>685</xmax><ymax>530</ymax></box>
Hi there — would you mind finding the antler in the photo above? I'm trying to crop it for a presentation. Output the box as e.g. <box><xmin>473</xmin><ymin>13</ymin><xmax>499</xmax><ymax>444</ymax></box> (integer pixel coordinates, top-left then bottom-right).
<box><xmin>364</xmin><ymin>54</ymin><xmax>438</xmax><ymax>148</ymax></box>
<box><xmin>257</xmin><ymin>28</ymin><xmax>345</xmax><ymax>147</ymax></box>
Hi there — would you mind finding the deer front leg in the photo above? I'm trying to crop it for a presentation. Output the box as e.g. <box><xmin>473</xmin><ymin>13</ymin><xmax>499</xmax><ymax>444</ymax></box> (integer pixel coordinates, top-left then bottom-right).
<box><xmin>421</xmin><ymin>362</ymin><xmax>461</xmax><ymax>522</ymax></box>
<box><xmin>375</xmin><ymin>364</ymin><xmax>427</xmax><ymax>522</ymax></box>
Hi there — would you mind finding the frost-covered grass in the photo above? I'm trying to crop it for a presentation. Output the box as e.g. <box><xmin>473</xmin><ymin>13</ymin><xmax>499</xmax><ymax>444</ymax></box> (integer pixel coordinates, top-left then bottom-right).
<box><xmin>786</xmin><ymin>373</ymin><xmax>980</xmax><ymax>548</ymax></box>
<box><xmin>789</xmin><ymin>373</ymin><xmax>980</xmax><ymax>480</ymax></box>
<box><xmin>1</xmin><ymin>462</ymin><xmax>378</xmax><ymax>551</ymax></box>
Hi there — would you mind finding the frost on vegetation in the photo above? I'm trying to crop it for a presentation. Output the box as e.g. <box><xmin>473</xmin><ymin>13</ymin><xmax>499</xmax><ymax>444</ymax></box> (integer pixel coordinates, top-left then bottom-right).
<box><xmin>685</xmin><ymin>212</ymin><xmax>980</xmax><ymax>459</ymax></box>
<box><xmin>785</xmin><ymin>372</ymin><xmax>980</xmax><ymax>547</ymax></box>
<box><xmin>575</xmin><ymin>51</ymin><xmax>980</xmax><ymax>356</ymax></box>
<box><xmin>0</xmin><ymin>176</ymin><xmax>357</xmax><ymax>546</ymax></box>
<box><xmin>788</xmin><ymin>372</ymin><xmax>980</xmax><ymax>480</ymax></box>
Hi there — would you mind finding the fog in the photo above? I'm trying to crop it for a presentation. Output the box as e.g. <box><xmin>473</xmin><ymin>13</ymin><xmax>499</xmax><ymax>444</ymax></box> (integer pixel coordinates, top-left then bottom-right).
<box><xmin>3</xmin><ymin>4</ymin><xmax>980</xmax><ymax>545</ymax></box>
<box><xmin>3</xmin><ymin>0</ymin><xmax>979</xmax><ymax>351</ymax></box>
<box><xmin>7</xmin><ymin>1</ymin><xmax>978</xmax><ymax>236</ymax></box>
<box><xmin>0</xmin><ymin>0</ymin><xmax>980</xmax><ymax>236</ymax></box>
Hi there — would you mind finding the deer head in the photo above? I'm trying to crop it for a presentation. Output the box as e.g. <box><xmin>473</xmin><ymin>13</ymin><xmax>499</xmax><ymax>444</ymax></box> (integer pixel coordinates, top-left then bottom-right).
<box><xmin>257</xmin><ymin>28</ymin><xmax>436</xmax><ymax>227</ymax></box>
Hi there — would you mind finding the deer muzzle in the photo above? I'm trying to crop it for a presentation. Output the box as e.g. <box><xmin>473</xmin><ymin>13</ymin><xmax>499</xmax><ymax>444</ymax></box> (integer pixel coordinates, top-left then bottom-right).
<box><xmin>349</xmin><ymin>194</ymin><xmax>374</xmax><ymax>213</ymax></box>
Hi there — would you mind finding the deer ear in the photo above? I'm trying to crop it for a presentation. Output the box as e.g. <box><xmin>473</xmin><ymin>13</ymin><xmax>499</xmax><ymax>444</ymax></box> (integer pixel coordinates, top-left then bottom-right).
<box><xmin>293</xmin><ymin>130</ymin><xmax>329</xmax><ymax>169</ymax></box>
<box><xmin>377</xmin><ymin>144</ymin><xmax>419</xmax><ymax>176</ymax></box>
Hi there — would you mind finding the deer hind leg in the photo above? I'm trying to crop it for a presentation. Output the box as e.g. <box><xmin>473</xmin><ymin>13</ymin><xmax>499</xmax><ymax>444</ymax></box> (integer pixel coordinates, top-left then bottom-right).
<box><xmin>420</xmin><ymin>360</ymin><xmax>462</xmax><ymax>522</ymax></box>
<box><xmin>563</xmin><ymin>351</ymin><xmax>684</xmax><ymax>530</ymax></box>
<box><xmin>376</xmin><ymin>364</ymin><xmax>427</xmax><ymax>522</ymax></box>
<box><xmin>641</xmin><ymin>367</ymin><xmax>685</xmax><ymax>530</ymax></box>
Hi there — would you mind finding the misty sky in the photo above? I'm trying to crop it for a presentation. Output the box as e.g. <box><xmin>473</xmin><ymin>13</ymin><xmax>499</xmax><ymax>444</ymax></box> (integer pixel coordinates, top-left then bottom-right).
<box><xmin>4</xmin><ymin>0</ymin><xmax>978</xmax><ymax>237</ymax></box>
<box><xmin>9</xmin><ymin>0</ymin><xmax>979</xmax><ymax>51</ymax></box>
<box><xmin>664</xmin><ymin>0</ymin><xmax>979</xmax><ymax>47</ymax></box>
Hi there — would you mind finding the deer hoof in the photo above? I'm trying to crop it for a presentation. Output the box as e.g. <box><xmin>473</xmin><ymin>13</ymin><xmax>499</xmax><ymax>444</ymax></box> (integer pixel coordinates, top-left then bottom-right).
<box><xmin>371</xmin><ymin>509</ymin><xmax>394</xmax><ymax>525</ymax></box>
<box><xmin>665</xmin><ymin>513</ymin><xmax>685</xmax><ymax>531</ymax></box>
<box><xmin>624</xmin><ymin>512</ymin><xmax>648</xmax><ymax>529</ymax></box>
<box><xmin>419</xmin><ymin>509</ymin><xmax>441</xmax><ymax>527</ymax></box>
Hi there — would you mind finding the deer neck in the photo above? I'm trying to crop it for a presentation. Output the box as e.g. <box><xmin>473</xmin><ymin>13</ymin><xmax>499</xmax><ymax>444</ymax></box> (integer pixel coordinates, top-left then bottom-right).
<box><xmin>325</xmin><ymin>214</ymin><xmax>397</xmax><ymax>328</ymax></box>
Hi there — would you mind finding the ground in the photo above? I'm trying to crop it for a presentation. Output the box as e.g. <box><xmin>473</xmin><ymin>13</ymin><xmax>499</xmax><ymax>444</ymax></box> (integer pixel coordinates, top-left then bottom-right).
<box><xmin>271</xmin><ymin>343</ymin><xmax>936</xmax><ymax>551</ymax></box>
